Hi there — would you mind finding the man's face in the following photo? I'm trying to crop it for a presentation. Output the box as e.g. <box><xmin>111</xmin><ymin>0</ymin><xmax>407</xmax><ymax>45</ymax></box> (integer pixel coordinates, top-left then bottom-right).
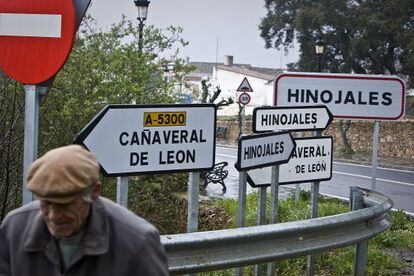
<box><xmin>40</xmin><ymin>196</ymin><xmax>91</xmax><ymax>237</ymax></box>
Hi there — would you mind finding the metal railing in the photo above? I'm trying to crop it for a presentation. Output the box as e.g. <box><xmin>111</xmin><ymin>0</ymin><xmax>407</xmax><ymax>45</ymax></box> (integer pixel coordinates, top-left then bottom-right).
<box><xmin>161</xmin><ymin>187</ymin><xmax>393</xmax><ymax>275</ymax></box>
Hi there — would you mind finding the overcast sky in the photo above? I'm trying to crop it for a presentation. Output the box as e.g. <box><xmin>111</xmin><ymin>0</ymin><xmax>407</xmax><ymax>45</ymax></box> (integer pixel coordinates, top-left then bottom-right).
<box><xmin>88</xmin><ymin>0</ymin><xmax>299</xmax><ymax>68</ymax></box>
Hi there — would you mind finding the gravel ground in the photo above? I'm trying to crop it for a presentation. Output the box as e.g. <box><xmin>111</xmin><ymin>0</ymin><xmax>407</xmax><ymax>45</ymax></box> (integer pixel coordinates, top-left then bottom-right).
<box><xmin>388</xmin><ymin>248</ymin><xmax>414</xmax><ymax>275</ymax></box>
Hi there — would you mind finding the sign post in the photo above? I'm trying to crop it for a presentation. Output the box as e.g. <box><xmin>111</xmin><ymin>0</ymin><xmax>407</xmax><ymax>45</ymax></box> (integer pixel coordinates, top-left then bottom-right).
<box><xmin>22</xmin><ymin>86</ymin><xmax>39</xmax><ymax>204</ymax></box>
<box><xmin>371</xmin><ymin>121</ymin><xmax>380</xmax><ymax>190</ymax></box>
<box><xmin>187</xmin><ymin>171</ymin><xmax>200</xmax><ymax>233</ymax></box>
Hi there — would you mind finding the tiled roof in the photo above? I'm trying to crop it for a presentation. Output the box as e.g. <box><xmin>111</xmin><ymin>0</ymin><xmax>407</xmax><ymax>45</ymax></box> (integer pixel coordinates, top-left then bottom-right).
<box><xmin>188</xmin><ymin>61</ymin><xmax>250</xmax><ymax>76</ymax></box>
<box><xmin>215</xmin><ymin>65</ymin><xmax>283</xmax><ymax>81</ymax></box>
<box><xmin>187</xmin><ymin>61</ymin><xmax>284</xmax><ymax>81</ymax></box>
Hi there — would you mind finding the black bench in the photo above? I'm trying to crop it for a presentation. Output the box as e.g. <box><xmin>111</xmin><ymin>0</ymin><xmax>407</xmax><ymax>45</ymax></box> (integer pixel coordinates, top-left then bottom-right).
<box><xmin>203</xmin><ymin>161</ymin><xmax>228</xmax><ymax>192</ymax></box>
<box><xmin>216</xmin><ymin>126</ymin><xmax>228</xmax><ymax>140</ymax></box>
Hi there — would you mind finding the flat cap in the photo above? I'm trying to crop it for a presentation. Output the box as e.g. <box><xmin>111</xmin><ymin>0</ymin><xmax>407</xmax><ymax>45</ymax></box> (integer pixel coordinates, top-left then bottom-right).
<box><xmin>27</xmin><ymin>145</ymin><xmax>99</xmax><ymax>203</ymax></box>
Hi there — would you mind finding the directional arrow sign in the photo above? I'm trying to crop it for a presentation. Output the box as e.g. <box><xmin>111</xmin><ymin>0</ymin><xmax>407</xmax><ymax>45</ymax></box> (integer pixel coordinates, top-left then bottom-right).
<box><xmin>0</xmin><ymin>0</ymin><xmax>77</xmax><ymax>84</ymax></box>
<box><xmin>253</xmin><ymin>106</ymin><xmax>333</xmax><ymax>133</ymax></box>
<box><xmin>235</xmin><ymin>132</ymin><xmax>295</xmax><ymax>171</ymax></box>
<box><xmin>247</xmin><ymin>136</ymin><xmax>333</xmax><ymax>185</ymax></box>
<box><xmin>75</xmin><ymin>104</ymin><xmax>217</xmax><ymax>176</ymax></box>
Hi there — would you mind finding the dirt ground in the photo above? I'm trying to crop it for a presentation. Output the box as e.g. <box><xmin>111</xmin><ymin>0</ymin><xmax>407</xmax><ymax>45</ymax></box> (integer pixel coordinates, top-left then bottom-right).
<box><xmin>388</xmin><ymin>248</ymin><xmax>414</xmax><ymax>275</ymax></box>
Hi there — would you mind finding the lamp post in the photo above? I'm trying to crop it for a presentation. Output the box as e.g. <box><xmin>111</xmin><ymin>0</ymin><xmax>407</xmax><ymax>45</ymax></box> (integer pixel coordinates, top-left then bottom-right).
<box><xmin>134</xmin><ymin>0</ymin><xmax>150</xmax><ymax>53</ymax></box>
<box><xmin>315</xmin><ymin>38</ymin><xmax>325</xmax><ymax>72</ymax></box>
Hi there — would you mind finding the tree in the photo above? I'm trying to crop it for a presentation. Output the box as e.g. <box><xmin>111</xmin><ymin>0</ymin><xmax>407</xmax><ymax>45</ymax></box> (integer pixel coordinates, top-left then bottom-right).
<box><xmin>0</xmin><ymin>17</ymin><xmax>193</xmax><ymax>220</ymax></box>
<box><xmin>199</xmin><ymin>79</ymin><xmax>233</xmax><ymax>107</ymax></box>
<box><xmin>259</xmin><ymin>0</ymin><xmax>414</xmax><ymax>156</ymax></box>
<box><xmin>260</xmin><ymin>0</ymin><xmax>414</xmax><ymax>82</ymax></box>
<box><xmin>0</xmin><ymin>75</ymin><xmax>24</xmax><ymax>220</ymax></box>
<box><xmin>39</xmin><ymin>17</ymin><xmax>194</xmax><ymax>149</ymax></box>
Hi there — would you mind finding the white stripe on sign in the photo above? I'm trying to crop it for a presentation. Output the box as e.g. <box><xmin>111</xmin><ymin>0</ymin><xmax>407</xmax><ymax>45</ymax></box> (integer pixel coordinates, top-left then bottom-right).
<box><xmin>0</xmin><ymin>13</ymin><xmax>62</xmax><ymax>38</ymax></box>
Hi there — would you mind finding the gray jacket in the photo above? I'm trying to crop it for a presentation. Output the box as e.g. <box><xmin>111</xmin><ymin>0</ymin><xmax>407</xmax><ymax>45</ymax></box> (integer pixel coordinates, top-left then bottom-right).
<box><xmin>0</xmin><ymin>197</ymin><xmax>169</xmax><ymax>276</ymax></box>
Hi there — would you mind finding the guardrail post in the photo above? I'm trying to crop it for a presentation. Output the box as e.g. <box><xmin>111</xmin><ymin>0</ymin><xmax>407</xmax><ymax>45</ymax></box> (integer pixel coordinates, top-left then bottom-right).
<box><xmin>235</xmin><ymin>171</ymin><xmax>247</xmax><ymax>276</ymax></box>
<box><xmin>351</xmin><ymin>187</ymin><xmax>369</xmax><ymax>276</ymax></box>
<box><xmin>255</xmin><ymin>186</ymin><xmax>267</xmax><ymax>276</ymax></box>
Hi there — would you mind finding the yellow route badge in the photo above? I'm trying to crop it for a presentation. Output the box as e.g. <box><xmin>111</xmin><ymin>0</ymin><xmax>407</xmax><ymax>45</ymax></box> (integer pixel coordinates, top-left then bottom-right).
<box><xmin>144</xmin><ymin>112</ymin><xmax>187</xmax><ymax>127</ymax></box>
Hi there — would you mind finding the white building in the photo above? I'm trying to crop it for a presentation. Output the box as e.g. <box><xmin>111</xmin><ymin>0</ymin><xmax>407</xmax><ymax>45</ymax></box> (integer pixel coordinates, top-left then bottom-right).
<box><xmin>185</xmin><ymin>56</ymin><xmax>284</xmax><ymax>115</ymax></box>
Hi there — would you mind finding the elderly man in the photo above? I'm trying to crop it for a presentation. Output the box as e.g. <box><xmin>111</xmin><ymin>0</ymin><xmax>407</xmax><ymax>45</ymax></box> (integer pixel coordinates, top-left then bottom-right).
<box><xmin>0</xmin><ymin>145</ymin><xmax>169</xmax><ymax>275</ymax></box>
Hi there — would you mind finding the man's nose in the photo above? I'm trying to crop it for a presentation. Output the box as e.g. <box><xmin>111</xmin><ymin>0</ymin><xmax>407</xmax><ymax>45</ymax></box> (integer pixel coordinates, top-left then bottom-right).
<box><xmin>48</xmin><ymin>205</ymin><xmax>64</xmax><ymax>221</ymax></box>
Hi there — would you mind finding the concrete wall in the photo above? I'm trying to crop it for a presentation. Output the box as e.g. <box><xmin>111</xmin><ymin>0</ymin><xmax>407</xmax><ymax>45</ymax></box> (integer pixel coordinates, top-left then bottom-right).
<box><xmin>217</xmin><ymin>119</ymin><xmax>414</xmax><ymax>161</ymax></box>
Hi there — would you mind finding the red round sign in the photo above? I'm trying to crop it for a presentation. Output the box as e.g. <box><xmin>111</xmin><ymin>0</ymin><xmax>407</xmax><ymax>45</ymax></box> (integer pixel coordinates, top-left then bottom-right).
<box><xmin>0</xmin><ymin>0</ymin><xmax>76</xmax><ymax>84</ymax></box>
<box><xmin>239</xmin><ymin>92</ymin><xmax>251</xmax><ymax>105</ymax></box>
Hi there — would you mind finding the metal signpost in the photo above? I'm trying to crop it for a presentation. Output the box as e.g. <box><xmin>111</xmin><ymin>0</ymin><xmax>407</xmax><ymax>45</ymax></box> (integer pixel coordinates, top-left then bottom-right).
<box><xmin>234</xmin><ymin>131</ymin><xmax>294</xmax><ymax>276</ymax></box>
<box><xmin>75</xmin><ymin>104</ymin><xmax>217</xmax><ymax>226</ymax></box>
<box><xmin>252</xmin><ymin>106</ymin><xmax>334</xmax><ymax>275</ymax></box>
<box><xmin>274</xmin><ymin>72</ymin><xmax>406</xmax><ymax>191</ymax></box>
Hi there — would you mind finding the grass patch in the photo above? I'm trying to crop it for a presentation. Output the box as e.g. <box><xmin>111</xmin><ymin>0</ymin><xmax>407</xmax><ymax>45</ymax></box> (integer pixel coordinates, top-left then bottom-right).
<box><xmin>211</xmin><ymin>191</ymin><xmax>413</xmax><ymax>275</ymax></box>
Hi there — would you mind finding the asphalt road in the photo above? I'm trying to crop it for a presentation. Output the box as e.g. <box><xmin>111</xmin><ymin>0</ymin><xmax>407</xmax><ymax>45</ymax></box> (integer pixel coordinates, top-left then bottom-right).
<box><xmin>202</xmin><ymin>146</ymin><xmax>414</xmax><ymax>215</ymax></box>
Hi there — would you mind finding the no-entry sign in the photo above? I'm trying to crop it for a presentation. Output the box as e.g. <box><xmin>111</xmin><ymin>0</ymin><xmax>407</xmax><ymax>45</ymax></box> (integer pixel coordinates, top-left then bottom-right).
<box><xmin>274</xmin><ymin>72</ymin><xmax>406</xmax><ymax>120</ymax></box>
<box><xmin>75</xmin><ymin>104</ymin><xmax>217</xmax><ymax>176</ymax></box>
<box><xmin>235</xmin><ymin>132</ymin><xmax>295</xmax><ymax>171</ymax></box>
<box><xmin>0</xmin><ymin>0</ymin><xmax>77</xmax><ymax>84</ymax></box>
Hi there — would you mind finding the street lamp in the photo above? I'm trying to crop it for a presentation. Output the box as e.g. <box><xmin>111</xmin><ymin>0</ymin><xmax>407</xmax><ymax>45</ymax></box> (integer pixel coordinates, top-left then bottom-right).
<box><xmin>315</xmin><ymin>38</ymin><xmax>325</xmax><ymax>72</ymax></box>
<box><xmin>134</xmin><ymin>0</ymin><xmax>150</xmax><ymax>52</ymax></box>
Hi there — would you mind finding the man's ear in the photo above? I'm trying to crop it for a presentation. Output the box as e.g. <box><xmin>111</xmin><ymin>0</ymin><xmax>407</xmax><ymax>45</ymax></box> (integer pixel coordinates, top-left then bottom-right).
<box><xmin>91</xmin><ymin>181</ymin><xmax>102</xmax><ymax>200</ymax></box>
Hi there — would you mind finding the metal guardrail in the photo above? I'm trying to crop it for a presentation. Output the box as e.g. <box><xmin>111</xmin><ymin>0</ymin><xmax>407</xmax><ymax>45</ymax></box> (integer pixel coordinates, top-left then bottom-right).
<box><xmin>161</xmin><ymin>187</ymin><xmax>393</xmax><ymax>274</ymax></box>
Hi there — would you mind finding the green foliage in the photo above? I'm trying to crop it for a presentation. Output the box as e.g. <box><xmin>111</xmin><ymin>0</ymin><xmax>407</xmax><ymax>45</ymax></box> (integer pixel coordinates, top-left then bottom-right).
<box><xmin>0</xmin><ymin>16</ymin><xmax>193</xmax><ymax>221</ymax></box>
<box><xmin>0</xmin><ymin>77</ymin><xmax>25</xmax><ymax>221</ymax></box>
<box><xmin>260</xmin><ymin>0</ymin><xmax>414</xmax><ymax>86</ymax></box>
<box><xmin>373</xmin><ymin>210</ymin><xmax>414</xmax><ymax>248</ymax></box>
<box><xmin>214</xmin><ymin>193</ymin><xmax>413</xmax><ymax>275</ymax></box>
<box><xmin>39</xmin><ymin>17</ymin><xmax>193</xmax><ymax>150</ymax></box>
<box><xmin>127</xmin><ymin>174</ymin><xmax>189</xmax><ymax>234</ymax></box>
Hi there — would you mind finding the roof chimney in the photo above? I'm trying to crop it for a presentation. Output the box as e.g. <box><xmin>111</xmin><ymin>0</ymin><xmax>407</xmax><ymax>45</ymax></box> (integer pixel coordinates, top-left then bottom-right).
<box><xmin>224</xmin><ymin>55</ymin><xmax>233</xmax><ymax>66</ymax></box>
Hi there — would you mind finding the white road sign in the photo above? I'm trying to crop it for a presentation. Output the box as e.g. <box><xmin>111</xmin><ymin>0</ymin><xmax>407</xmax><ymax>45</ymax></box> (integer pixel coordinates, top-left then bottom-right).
<box><xmin>247</xmin><ymin>136</ymin><xmax>333</xmax><ymax>186</ymax></box>
<box><xmin>279</xmin><ymin>137</ymin><xmax>333</xmax><ymax>184</ymax></box>
<box><xmin>75</xmin><ymin>104</ymin><xmax>216</xmax><ymax>176</ymax></box>
<box><xmin>235</xmin><ymin>132</ymin><xmax>295</xmax><ymax>171</ymax></box>
<box><xmin>253</xmin><ymin>106</ymin><xmax>333</xmax><ymax>132</ymax></box>
<box><xmin>274</xmin><ymin>72</ymin><xmax>406</xmax><ymax>120</ymax></box>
